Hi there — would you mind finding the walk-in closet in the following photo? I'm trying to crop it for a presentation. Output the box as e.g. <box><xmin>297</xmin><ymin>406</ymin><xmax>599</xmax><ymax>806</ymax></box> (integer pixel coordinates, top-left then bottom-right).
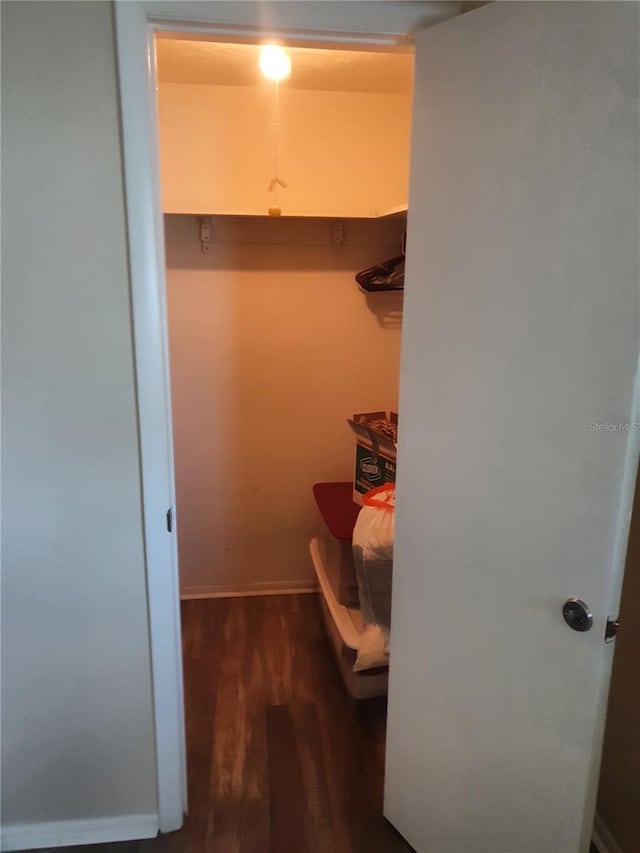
<box><xmin>153</xmin><ymin>35</ymin><xmax>413</xmax><ymax>849</ymax></box>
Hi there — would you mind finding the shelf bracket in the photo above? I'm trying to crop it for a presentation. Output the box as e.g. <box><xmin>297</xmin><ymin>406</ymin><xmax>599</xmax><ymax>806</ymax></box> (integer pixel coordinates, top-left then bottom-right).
<box><xmin>199</xmin><ymin>216</ymin><xmax>213</xmax><ymax>254</ymax></box>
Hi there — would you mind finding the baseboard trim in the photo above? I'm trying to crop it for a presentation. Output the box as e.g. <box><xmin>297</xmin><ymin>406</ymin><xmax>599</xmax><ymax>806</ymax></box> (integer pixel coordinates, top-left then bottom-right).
<box><xmin>592</xmin><ymin>812</ymin><xmax>624</xmax><ymax>853</ymax></box>
<box><xmin>0</xmin><ymin>813</ymin><xmax>159</xmax><ymax>852</ymax></box>
<box><xmin>180</xmin><ymin>579</ymin><xmax>319</xmax><ymax>600</ymax></box>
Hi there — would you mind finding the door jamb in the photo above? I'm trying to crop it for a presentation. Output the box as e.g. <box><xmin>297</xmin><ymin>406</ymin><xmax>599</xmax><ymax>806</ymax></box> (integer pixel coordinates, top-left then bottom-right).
<box><xmin>113</xmin><ymin>0</ymin><xmax>425</xmax><ymax>833</ymax></box>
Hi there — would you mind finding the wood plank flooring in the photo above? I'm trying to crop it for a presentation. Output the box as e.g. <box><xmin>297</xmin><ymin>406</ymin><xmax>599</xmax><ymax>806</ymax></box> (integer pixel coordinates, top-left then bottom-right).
<box><xmin>29</xmin><ymin>594</ymin><xmax>412</xmax><ymax>853</ymax></box>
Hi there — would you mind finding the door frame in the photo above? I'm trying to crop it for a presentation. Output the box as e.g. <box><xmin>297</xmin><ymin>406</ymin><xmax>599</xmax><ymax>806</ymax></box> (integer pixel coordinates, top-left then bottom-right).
<box><xmin>113</xmin><ymin>0</ymin><xmax>458</xmax><ymax>833</ymax></box>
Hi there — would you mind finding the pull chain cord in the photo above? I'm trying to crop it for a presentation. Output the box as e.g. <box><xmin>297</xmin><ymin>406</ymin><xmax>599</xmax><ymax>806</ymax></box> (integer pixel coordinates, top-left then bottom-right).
<box><xmin>272</xmin><ymin>79</ymin><xmax>280</xmax><ymax>210</ymax></box>
<box><xmin>267</xmin><ymin>78</ymin><xmax>287</xmax><ymax>216</ymax></box>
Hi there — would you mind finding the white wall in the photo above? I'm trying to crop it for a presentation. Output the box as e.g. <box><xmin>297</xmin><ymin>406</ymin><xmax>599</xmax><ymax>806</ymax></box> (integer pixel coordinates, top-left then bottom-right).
<box><xmin>1</xmin><ymin>0</ymin><xmax>158</xmax><ymax>842</ymax></box>
<box><xmin>158</xmin><ymin>83</ymin><xmax>412</xmax><ymax>217</ymax></box>
<box><xmin>164</xmin><ymin>215</ymin><xmax>404</xmax><ymax>595</ymax></box>
<box><xmin>143</xmin><ymin>1</ymin><xmax>459</xmax><ymax>35</ymax></box>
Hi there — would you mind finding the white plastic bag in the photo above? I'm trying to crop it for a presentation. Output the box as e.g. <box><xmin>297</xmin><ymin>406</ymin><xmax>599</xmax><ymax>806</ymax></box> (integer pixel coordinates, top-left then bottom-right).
<box><xmin>352</xmin><ymin>483</ymin><xmax>395</xmax><ymax>672</ymax></box>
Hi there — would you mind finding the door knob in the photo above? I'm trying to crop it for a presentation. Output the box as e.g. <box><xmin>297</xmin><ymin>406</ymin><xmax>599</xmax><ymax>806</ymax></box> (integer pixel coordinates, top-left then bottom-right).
<box><xmin>562</xmin><ymin>598</ymin><xmax>593</xmax><ymax>632</ymax></box>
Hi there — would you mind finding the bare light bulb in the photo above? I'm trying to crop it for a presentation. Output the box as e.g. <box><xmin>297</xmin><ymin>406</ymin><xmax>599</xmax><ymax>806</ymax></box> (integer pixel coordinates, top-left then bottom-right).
<box><xmin>259</xmin><ymin>45</ymin><xmax>291</xmax><ymax>81</ymax></box>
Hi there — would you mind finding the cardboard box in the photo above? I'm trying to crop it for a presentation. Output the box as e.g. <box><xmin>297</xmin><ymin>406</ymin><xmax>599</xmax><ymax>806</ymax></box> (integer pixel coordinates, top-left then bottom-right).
<box><xmin>347</xmin><ymin>412</ymin><xmax>398</xmax><ymax>505</ymax></box>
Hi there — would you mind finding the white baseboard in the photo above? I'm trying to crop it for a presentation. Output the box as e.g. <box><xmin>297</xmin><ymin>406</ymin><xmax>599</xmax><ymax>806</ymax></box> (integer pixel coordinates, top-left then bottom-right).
<box><xmin>180</xmin><ymin>579</ymin><xmax>318</xmax><ymax>600</ymax></box>
<box><xmin>593</xmin><ymin>812</ymin><xmax>624</xmax><ymax>853</ymax></box>
<box><xmin>0</xmin><ymin>813</ymin><xmax>159</xmax><ymax>851</ymax></box>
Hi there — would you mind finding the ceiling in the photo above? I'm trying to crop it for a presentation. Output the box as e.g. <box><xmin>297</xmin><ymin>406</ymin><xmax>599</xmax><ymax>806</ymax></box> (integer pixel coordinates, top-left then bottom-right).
<box><xmin>155</xmin><ymin>38</ymin><xmax>414</xmax><ymax>95</ymax></box>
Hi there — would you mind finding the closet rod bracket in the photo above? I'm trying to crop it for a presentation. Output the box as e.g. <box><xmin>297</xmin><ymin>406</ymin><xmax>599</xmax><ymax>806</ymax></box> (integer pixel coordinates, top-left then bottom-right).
<box><xmin>199</xmin><ymin>216</ymin><xmax>213</xmax><ymax>254</ymax></box>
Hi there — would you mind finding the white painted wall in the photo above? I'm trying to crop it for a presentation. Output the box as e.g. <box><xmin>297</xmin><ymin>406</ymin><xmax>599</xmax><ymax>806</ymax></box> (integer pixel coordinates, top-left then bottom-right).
<box><xmin>143</xmin><ymin>1</ymin><xmax>459</xmax><ymax>36</ymax></box>
<box><xmin>164</xmin><ymin>215</ymin><xmax>404</xmax><ymax>595</ymax></box>
<box><xmin>1</xmin><ymin>0</ymin><xmax>158</xmax><ymax>842</ymax></box>
<box><xmin>158</xmin><ymin>83</ymin><xmax>412</xmax><ymax>217</ymax></box>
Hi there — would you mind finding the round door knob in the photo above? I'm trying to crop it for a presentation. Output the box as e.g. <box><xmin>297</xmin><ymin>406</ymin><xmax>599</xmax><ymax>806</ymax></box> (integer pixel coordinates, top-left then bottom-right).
<box><xmin>562</xmin><ymin>598</ymin><xmax>593</xmax><ymax>632</ymax></box>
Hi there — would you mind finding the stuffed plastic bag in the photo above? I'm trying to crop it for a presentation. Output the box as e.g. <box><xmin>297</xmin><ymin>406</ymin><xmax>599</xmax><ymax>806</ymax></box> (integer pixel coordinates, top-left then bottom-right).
<box><xmin>352</xmin><ymin>483</ymin><xmax>395</xmax><ymax>672</ymax></box>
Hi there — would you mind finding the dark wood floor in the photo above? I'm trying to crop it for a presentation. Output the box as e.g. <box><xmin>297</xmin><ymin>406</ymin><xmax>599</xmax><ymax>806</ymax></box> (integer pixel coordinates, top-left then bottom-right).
<box><xmin>31</xmin><ymin>594</ymin><xmax>412</xmax><ymax>853</ymax></box>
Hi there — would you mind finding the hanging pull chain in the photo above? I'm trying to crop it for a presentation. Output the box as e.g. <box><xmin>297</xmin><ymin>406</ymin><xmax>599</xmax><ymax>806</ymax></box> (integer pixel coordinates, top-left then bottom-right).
<box><xmin>268</xmin><ymin>79</ymin><xmax>287</xmax><ymax>216</ymax></box>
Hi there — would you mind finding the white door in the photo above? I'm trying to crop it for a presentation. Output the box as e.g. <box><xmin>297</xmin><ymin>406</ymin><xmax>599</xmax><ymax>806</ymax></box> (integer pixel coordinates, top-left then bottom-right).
<box><xmin>385</xmin><ymin>4</ymin><xmax>639</xmax><ymax>852</ymax></box>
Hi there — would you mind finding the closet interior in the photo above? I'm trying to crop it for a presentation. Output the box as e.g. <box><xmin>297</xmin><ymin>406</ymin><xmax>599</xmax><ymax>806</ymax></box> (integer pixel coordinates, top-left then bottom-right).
<box><xmin>156</xmin><ymin>35</ymin><xmax>413</xmax><ymax>700</ymax></box>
